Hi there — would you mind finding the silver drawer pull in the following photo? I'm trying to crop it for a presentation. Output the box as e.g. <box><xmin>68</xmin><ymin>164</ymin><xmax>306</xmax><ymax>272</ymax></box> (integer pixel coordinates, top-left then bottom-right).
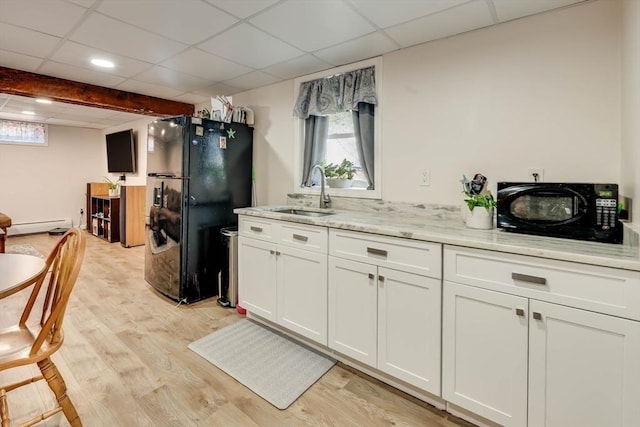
<box><xmin>512</xmin><ymin>272</ymin><xmax>547</xmax><ymax>285</ymax></box>
<box><xmin>368</xmin><ymin>273</ymin><xmax>375</xmax><ymax>280</ymax></box>
<box><xmin>293</xmin><ymin>233</ymin><xmax>308</xmax><ymax>242</ymax></box>
<box><xmin>250</xmin><ymin>226</ymin><xmax>263</xmax><ymax>233</ymax></box>
<box><xmin>367</xmin><ymin>247</ymin><xmax>388</xmax><ymax>257</ymax></box>
<box><xmin>378</xmin><ymin>275</ymin><xmax>384</xmax><ymax>282</ymax></box>
<box><xmin>515</xmin><ymin>308</ymin><xmax>525</xmax><ymax>317</ymax></box>
<box><xmin>533</xmin><ymin>312</ymin><xmax>542</xmax><ymax>320</ymax></box>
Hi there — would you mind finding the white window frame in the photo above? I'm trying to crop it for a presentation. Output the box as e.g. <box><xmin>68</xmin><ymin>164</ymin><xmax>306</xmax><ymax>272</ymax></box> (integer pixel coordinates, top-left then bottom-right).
<box><xmin>292</xmin><ymin>57</ymin><xmax>382</xmax><ymax>199</ymax></box>
<box><xmin>0</xmin><ymin>119</ymin><xmax>48</xmax><ymax>146</ymax></box>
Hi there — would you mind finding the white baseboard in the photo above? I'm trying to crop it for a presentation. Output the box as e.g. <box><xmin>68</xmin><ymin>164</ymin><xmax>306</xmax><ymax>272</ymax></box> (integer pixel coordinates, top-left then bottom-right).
<box><xmin>10</xmin><ymin>219</ymin><xmax>73</xmax><ymax>235</ymax></box>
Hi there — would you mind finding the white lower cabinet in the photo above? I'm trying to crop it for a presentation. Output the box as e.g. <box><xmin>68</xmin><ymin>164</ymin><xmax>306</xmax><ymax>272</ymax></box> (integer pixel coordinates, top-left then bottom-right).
<box><xmin>443</xmin><ymin>246</ymin><xmax>640</xmax><ymax>427</ymax></box>
<box><xmin>328</xmin><ymin>229</ymin><xmax>442</xmax><ymax>395</ymax></box>
<box><xmin>238</xmin><ymin>217</ymin><xmax>328</xmax><ymax>345</ymax></box>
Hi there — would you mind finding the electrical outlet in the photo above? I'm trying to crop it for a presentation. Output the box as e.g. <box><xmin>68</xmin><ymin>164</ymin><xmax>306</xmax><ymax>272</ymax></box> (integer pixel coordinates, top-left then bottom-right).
<box><xmin>527</xmin><ymin>168</ymin><xmax>544</xmax><ymax>182</ymax></box>
<box><xmin>420</xmin><ymin>169</ymin><xmax>431</xmax><ymax>186</ymax></box>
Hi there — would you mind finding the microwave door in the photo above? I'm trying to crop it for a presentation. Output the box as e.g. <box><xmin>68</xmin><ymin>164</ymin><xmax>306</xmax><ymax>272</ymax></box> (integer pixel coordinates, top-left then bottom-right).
<box><xmin>508</xmin><ymin>190</ymin><xmax>587</xmax><ymax>226</ymax></box>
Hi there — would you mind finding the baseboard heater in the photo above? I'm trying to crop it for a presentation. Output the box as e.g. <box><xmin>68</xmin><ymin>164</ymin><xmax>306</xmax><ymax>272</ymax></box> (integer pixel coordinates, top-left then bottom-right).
<box><xmin>10</xmin><ymin>219</ymin><xmax>73</xmax><ymax>236</ymax></box>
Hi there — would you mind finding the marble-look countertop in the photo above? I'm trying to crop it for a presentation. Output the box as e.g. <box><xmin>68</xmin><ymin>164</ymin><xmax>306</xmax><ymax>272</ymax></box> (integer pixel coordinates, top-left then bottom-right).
<box><xmin>234</xmin><ymin>204</ymin><xmax>640</xmax><ymax>272</ymax></box>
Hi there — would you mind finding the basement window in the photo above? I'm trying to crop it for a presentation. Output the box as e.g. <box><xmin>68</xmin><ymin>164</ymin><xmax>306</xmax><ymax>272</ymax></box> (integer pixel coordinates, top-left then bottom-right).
<box><xmin>0</xmin><ymin>119</ymin><xmax>48</xmax><ymax>146</ymax></box>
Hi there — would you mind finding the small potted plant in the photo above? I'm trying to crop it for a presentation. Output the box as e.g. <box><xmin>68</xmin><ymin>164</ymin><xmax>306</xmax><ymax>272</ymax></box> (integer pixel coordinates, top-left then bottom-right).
<box><xmin>461</xmin><ymin>173</ymin><xmax>496</xmax><ymax>229</ymax></box>
<box><xmin>104</xmin><ymin>176</ymin><xmax>120</xmax><ymax>197</ymax></box>
<box><xmin>322</xmin><ymin>159</ymin><xmax>356</xmax><ymax>188</ymax></box>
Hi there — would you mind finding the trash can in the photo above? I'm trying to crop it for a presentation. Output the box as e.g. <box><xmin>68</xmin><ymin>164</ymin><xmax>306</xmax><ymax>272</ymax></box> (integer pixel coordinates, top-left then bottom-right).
<box><xmin>218</xmin><ymin>226</ymin><xmax>238</xmax><ymax>308</ymax></box>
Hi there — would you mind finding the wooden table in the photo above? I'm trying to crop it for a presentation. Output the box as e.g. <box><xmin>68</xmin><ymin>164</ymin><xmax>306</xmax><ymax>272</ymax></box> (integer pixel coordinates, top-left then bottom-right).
<box><xmin>0</xmin><ymin>253</ymin><xmax>46</xmax><ymax>299</ymax></box>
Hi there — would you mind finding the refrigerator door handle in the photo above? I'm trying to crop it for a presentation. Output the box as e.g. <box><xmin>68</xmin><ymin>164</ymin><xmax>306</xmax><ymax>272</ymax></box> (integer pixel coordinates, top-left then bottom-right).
<box><xmin>189</xmin><ymin>195</ymin><xmax>197</xmax><ymax>207</ymax></box>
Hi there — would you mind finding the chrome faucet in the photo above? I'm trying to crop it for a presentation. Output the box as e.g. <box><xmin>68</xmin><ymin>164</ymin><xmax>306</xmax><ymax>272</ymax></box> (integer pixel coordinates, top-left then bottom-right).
<box><xmin>307</xmin><ymin>164</ymin><xmax>331</xmax><ymax>209</ymax></box>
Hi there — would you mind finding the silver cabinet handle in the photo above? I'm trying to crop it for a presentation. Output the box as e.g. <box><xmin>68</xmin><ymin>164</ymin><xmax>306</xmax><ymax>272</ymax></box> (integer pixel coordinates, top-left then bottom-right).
<box><xmin>275</xmin><ymin>251</ymin><xmax>281</xmax><ymax>256</ymax></box>
<box><xmin>512</xmin><ymin>272</ymin><xmax>547</xmax><ymax>285</ymax></box>
<box><xmin>367</xmin><ymin>247</ymin><xmax>388</xmax><ymax>257</ymax></box>
<box><xmin>533</xmin><ymin>312</ymin><xmax>542</xmax><ymax>320</ymax></box>
<box><xmin>378</xmin><ymin>275</ymin><xmax>384</xmax><ymax>282</ymax></box>
<box><xmin>368</xmin><ymin>273</ymin><xmax>375</xmax><ymax>279</ymax></box>
<box><xmin>515</xmin><ymin>308</ymin><xmax>525</xmax><ymax>316</ymax></box>
<box><xmin>293</xmin><ymin>233</ymin><xmax>308</xmax><ymax>242</ymax></box>
<box><xmin>269</xmin><ymin>250</ymin><xmax>275</xmax><ymax>255</ymax></box>
<box><xmin>250</xmin><ymin>226</ymin><xmax>263</xmax><ymax>232</ymax></box>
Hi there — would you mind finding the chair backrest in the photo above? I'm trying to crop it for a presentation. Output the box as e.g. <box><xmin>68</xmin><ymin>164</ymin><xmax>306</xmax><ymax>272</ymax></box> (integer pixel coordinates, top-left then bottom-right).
<box><xmin>18</xmin><ymin>228</ymin><xmax>86</xmax><ymax>356</ymax></box>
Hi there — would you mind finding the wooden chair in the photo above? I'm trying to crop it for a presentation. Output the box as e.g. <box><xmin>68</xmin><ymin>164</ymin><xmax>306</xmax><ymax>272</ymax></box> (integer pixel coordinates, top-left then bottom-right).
<box><xmin>0</xmin><ymin>228</ymin><xmax>86</xmax><ymax>427</ymax></box>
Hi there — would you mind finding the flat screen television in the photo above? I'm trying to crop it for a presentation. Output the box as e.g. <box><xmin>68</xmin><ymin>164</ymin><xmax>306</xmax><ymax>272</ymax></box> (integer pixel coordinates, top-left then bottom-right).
<box><xmin>106</xmin><ymin>129</ymin><xmax>136</xmax><ymax>173</ymax></box>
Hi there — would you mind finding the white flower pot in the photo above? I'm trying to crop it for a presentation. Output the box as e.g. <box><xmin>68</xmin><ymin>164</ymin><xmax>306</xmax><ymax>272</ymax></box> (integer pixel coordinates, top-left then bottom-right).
<box><xmin>465</xmin><ymin>206</ymin><xmax>494</xmax><ymax>230</ymax></box>
<box><xmin>108</xmin><ymin>188</ymin><xmax>120</xmax><ymax>197</ymax></box>
<box><xmin>326</xmin><ymin>178</ymin><xmax>353</xmax><ymax>188</ymax></box>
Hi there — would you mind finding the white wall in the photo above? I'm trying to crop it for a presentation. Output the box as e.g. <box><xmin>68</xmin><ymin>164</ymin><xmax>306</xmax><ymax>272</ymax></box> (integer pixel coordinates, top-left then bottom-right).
<box><xmin>621</xmin><ymin>0</ymin><xmax>640</xmax><ymax>224</ymax></box>
<box><xmin>229</xmin><ymin>0</ymin><xmax>622</xmax><ymax>207</ymax></box>
<box><xmin>0</xmin><ymin>125</ymin><xmax>103</xmax><ymax>228</ymax></box>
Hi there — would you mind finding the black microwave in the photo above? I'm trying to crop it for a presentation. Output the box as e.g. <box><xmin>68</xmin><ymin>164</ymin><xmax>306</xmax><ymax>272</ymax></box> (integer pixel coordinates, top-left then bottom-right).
<box><xmin>497</xmin><ymin>182</ymin><xmax>622</xmax><ymax>244</ymax></box>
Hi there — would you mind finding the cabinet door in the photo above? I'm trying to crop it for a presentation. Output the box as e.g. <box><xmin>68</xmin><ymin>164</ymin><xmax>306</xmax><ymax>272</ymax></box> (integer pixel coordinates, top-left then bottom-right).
<box><xmin>238</xmin><ymin>237</ymin><xmax>277</xmax><ymax>321</ymax></box>
<box><xmin>377</xmin><ymin>267</ymin><xmax>441</xmax><ymax>395</ymax></box>
<box><xmin>277</xmin><ymin>246</ymin><xmax>328</xmax><ymax>345</ymax></box>
<box><xmin>328</xmin><ymin>256</ymin><xmax>377</xmax><ymax>366</ymax></box>
<box><xmin>442</xmin><ymin>282</ymin><xmax>528</xmax><ymax>427</ymax></box>
<box><xmin>529</xmin><ymin>300</ymin><xmax>640</xmax><ymax>427</ymax></box>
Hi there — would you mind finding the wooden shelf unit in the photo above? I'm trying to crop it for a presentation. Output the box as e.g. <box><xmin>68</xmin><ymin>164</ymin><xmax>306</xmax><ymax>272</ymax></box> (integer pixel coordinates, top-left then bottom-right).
<box><xmin>90</xmin><ymin>196</ymin><xmax>120</xmax><ymax>243</ymax></box>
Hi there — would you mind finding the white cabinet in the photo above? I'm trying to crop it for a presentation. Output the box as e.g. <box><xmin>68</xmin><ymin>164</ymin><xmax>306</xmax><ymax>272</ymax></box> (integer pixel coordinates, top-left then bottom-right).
<box><xmin>442</xmin><ymin>282</ymin><xmax>528</xmax><ymax>427</ymax></box>
<box><xmin>238</xmin><ymin>217</ymin><xmax>328</xmax><ymax>345</ymax></box>
<box><xmin>443</xmin><ymin>245</ymin><xmax>640</xmax><ymax>427</ymax></box>
<box><xmin>528</xmin><ymin>300</ymin><xmax>640</xmax><ymax>427</ymax></box>
<box><xmin>328</xmin><ymin>229</ymin><xmax>442</xmax><ymax>395</ymax></box>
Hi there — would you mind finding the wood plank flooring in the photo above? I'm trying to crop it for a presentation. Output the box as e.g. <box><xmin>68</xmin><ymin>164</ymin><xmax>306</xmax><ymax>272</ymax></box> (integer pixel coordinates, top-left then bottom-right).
<box><xmin>0</xmin><ymin>232</ymin><xmax>474</xmax><ymax>427</ymax></box>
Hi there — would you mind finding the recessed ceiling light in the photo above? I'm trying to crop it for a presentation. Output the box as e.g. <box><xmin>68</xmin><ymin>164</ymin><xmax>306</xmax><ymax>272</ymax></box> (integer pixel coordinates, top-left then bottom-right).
<box><xmin>91</xmin><ymin>58</ymin><xmax>115</xmax><ymax>68</ymax></box>
<box><xmin>36</xmin><ymin>98</ymin><xmax>52</xmax><ymax>104</ymax></box>
<box><xmin>22</xmin><ymin>111</ymin><xmax>36</xmax><ymax>115</ymax></box>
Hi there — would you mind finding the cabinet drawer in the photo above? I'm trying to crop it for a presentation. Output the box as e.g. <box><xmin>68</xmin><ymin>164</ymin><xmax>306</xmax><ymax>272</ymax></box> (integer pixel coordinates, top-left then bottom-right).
<box><xmin>330</xmin><ymin>229</ymin><xmax>441</xmax><ymax>278</ymax></box>
<box><xmin>239</xmin><ymin>216</ymin><xmax>279</xmax><ymax>242</ymax></box>
<box><xmin>444</xmin><ymin>245</ymin><xmax>640</xmax><ymax>320</ymax></box>
<box><xmin>280</xmin><ymin>222</ymin><xmax>327</xmax><ymax>253</ymax></box>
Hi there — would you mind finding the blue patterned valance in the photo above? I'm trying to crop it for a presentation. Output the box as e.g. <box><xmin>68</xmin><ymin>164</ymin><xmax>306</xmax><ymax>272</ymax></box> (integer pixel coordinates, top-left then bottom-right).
<box><xmin>293</xmin><ymin>66</ymin><xmax>377</xmax><ymax>119</ymax></box>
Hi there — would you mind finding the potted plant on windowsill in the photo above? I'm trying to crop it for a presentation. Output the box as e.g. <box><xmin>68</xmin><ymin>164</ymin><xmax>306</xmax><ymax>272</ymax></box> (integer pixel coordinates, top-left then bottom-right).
<box><xmin>322</xmin><ymin>159</ymin><xmax>356</xmax><ymax>188</ymax></box>
<box><xmin>461</xmin><ymin>174</ymin><xmax>497</xmax><ymax>230</ymax></box>
<box><xmin>104</xmin><ymin>176</ymin><xmax>120</xmax><ymax>197</ymax></box>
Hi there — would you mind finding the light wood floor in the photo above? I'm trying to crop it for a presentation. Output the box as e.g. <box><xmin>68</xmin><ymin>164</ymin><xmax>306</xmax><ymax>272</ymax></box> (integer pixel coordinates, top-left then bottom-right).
<box><xmin>1</xmin><ymin>232</ymin><xmax>474</xmax><ymax>427</ymax></box>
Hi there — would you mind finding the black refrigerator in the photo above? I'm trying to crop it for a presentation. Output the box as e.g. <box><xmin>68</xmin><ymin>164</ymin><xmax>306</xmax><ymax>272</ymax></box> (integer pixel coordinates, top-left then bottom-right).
<box><xmin>144</xmin><ymin>115</ymin><xmax>253</xmax><ymax>303</ymax></box>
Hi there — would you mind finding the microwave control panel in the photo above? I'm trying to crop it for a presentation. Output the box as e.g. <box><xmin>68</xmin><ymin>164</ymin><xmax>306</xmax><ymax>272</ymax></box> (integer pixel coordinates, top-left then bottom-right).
<box><xmin>595</xmin><ymin>198</ymin><xmax>617</xmax><ymax>229</ymax></box>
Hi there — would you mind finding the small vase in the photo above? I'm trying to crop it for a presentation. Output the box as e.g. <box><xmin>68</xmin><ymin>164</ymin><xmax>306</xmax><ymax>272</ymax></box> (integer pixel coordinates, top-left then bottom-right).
<box><xmin>109</xmin><ymin>188</ymin><xmax>120</xmax><ymax>197</ymax></box>
<box><xmin>465</xmin><ymin>207</ymin><xmax>494</xmax><ymax>230</ymax></box>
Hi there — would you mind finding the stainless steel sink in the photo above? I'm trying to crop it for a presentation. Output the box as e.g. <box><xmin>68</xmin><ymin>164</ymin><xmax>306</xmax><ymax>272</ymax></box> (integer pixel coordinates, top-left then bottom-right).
<box><xmin>274</xmin><ymin>208</ymin><xmax>335</xmax><ymax>217</ymax></box>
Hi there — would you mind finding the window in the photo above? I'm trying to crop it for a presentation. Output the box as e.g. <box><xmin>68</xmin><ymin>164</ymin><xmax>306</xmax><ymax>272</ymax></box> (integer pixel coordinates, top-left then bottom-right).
<box><xmin>0</xmin><ymin>119</ymin><xmax>48</xmax><ymax>146</ymax></box>
<box><xmin>293</xmin><ymin>57</ymin><xmax>382</xmax><ymax>199</ymax></box>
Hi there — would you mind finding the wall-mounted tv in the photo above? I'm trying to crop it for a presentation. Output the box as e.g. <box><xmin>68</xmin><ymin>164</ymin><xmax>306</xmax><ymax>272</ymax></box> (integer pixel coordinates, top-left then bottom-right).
<box><xmin>106</xmin><ymin>129</ymin><xmax>136</xmax><ymax>173</ymax></box>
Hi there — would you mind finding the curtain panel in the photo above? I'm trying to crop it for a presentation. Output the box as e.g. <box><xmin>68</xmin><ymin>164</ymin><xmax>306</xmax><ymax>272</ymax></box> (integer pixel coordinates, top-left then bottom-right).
<box><xmin>293</xmin><ymin>66</ymin><xmax>377</xmax><ymax>119</ymax></box>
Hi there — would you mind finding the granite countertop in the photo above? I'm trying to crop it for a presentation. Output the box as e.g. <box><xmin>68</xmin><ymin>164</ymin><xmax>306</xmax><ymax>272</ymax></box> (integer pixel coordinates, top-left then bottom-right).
<box><xmin>234</xmin><ymin>205</ymin><xmax>640</xmax><ymax>272</ymax></box>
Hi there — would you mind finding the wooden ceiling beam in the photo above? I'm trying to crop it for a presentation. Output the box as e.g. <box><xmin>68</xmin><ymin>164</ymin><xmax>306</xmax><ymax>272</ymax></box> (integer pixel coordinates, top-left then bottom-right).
<box><xmin>0</xmin><ymin>66</ymin><xmax>194</xmax><ymax>117</ymax></box>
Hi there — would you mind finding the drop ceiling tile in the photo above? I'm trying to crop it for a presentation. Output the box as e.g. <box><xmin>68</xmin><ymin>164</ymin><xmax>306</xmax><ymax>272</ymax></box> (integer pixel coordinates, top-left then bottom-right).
<box><xmin>67</xmin><ymin>0</ymin><xmax>97</xmax><ymax>7</ymax></box>
<box><xmin>0</xmin><ymin>0</ymin><xmax>86</xmax><ymax>37</ymax></box>
<box><xmin>491</xmin><ymin>0</ymin><xmax>585</xmax><ymax>22</ymax></box>
<box><xmin>262</xmin><ymin>54</ymin><xmax>333</xmax><ymax>79</ymax></box>
<box><xmin>198</xmin><ymin>24</ymin><xmax>302</xmax><ymax>69</ymax></box>
<box><xmin>46</xmin><ymin>118</ymin><xmax>105</xmax><ymax>129</ymax></box>
<box><xmin>249</xmin><ymin>0</ymin><xmax>375</xmax><ymax>51</ymax></box>
<box><xmin>385</xmin><ymin>0</ymin><xmax>494</xmax><ymax>47</ymax></box>
<box><xmin>161</xmin><ymin>48</ymin><xmax>252</xmax><ymax>81</ymax></box>
<box><xmin>0</xmin><ymin>50</ymin><xmax>45</xmax><ymax>72</ymax></box>
<box><xmin>0</xmin><ymin>24</ymin><xmax>61</xmax><ymax>58</ymax></box>
<box><xmin>349</xmin><ymin>0</ymin><xmax>469</xmax><ymax>28</ymax></box>
<box><xmin>193</xmin><ymin>82</ymin><xmax>243</xmax><ymax>97</ymax></box>
<box><xmin>133</xmin><ymin>66</ymin><xmax>211</xmax><ymax>92</ymax></box>
<box><xmin>223</xmin><ymin>71</ymin><xmax>279</xmax><ymax>91</ymax></box>
<box><xmin>50</xmin><ymin>41</ymin><xmax>153</xmax><ymax>78</ymax></box>
<box><xmin>116</xmin><ymin>79</ymin><xmax>185</xmax><ymax>99</ymax></box>
<box><xmin>39</xmin><ymin>61</ymin><xmax>127</xmax><ymax>87</ymax></box>
<box><xmin>205</xmin><ymin>0</ymin><xmax>279</xmax><ymax>18</ymax></box>
<box><xmin>171</xmin><ymin>92</ymin><xmax>211</xmax><ymax>105</ymax></box>
<box><xmin>98</xmin><ymin>0</ymin><xmax>237</xmax><ymax>45</ymax></box>
<box><xmin>70</xmin><ymin>13</ymin><xmax>186</xmax><ymax>63</ymax></box>
<box><xmin>313</xmin><ymin>32</ymin><xmax>398</xmax><ymax>66</ymax></box>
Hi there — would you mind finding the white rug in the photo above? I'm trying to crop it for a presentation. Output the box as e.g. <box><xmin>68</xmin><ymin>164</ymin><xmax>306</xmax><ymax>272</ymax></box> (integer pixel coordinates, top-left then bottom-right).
<box><xmin>5</xmin><ymin>244</ymin><xmax>44</xmax><ymax>258</ymax></box>
<box><xmin>188</xmin><ymin>319</ymin><xmax>336</xmax><ymax>409</ymax></box>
